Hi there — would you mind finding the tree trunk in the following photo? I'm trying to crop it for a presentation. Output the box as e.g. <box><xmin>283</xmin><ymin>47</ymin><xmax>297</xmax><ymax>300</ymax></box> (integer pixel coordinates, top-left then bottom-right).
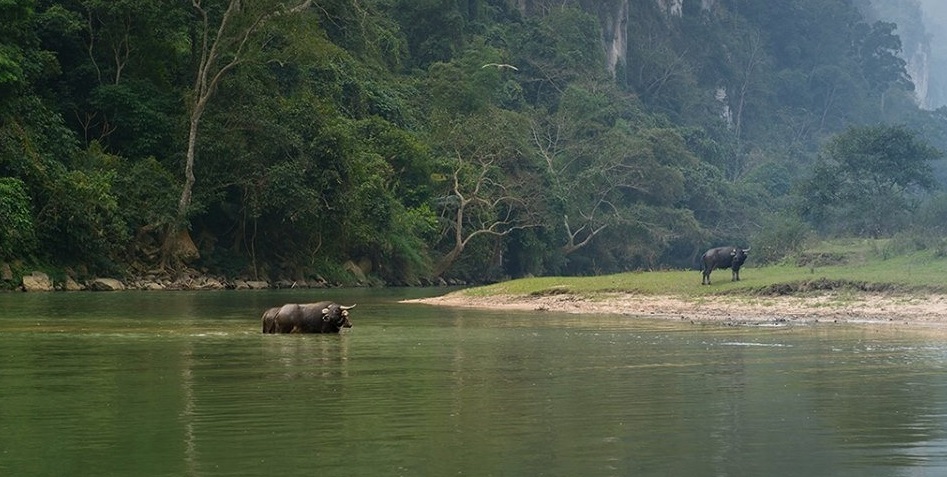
<box><xmin>433</xmin><ymin>246</ymin><xmax>463</xmax><ymax>278</ymax></box>
<box><xmin>158</xmin><ymin>0</ymin><xmax>313</xmax><ymax>269</ymax></box>
<box><xmin>161</xmin><ymin>85</ymin><xmax>205</xmax><ymax>267</ymax></box>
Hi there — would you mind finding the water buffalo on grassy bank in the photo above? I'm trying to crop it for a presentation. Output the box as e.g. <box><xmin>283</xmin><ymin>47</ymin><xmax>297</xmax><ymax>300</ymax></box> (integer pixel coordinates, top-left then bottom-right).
<box><xmin>262</xmin><ymin>301</ymin><xmax>355</xmax><ymax>333</ymax></box>
<box><xmin>701</xmin><ymin>246</ymin><xmax>749</xmax><ymax>285</ymax></box>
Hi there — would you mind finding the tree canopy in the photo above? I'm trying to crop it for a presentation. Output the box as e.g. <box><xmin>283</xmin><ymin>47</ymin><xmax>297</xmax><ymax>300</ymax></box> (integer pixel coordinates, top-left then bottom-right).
<box><xmin>799</xmin><ymin>124</ymin><xmax>941</xmax><ymax>236</ymax></box>
<box><xmin>1</xmin><ymin>0</ymin><xmax>945</xmax><ymax>285</ymax></box>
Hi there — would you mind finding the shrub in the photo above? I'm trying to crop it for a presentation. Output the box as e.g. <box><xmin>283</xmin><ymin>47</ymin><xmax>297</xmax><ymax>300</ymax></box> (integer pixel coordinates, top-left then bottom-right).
<box><xmin>0</xmin><ymin>177</ymin><xmax>36</xmax><ymax>259</ymax></box>
<box><xmin>751</xmin><ymin>214</ymin><xmax>811</xmax><ymax>264</ymax></box>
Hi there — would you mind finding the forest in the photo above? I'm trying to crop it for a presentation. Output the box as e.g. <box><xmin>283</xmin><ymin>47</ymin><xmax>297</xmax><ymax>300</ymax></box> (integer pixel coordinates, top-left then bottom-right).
<box><xmin>2</xmin><ymin>0</ymin><xmax>946</xmax><ymax>287</ymax></box>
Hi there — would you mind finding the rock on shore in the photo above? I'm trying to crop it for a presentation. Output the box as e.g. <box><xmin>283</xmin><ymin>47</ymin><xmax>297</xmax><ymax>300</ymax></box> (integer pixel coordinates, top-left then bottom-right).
<box><xmin>11</xmin><ymin>268</ymin><xmax>350</xmax><ymax>292</ymax></box>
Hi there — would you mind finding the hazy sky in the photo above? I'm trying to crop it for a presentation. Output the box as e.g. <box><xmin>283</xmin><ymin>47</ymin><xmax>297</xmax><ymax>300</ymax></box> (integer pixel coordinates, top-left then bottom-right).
<box><xmin>919</xmin><ymin>0</ymin><xmax>947</xmax><ymax>50</ymax></box>
<box><xmin>918</xmin><ymin>0</ymin><xmax>947</xmax><ymax>107</ymax></box>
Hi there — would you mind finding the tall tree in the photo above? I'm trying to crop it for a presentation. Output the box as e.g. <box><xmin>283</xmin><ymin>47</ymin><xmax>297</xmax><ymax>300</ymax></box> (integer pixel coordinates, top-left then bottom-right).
<box><xmin>852</xmin><ymin>20</ymin><xmax>914</xmax><ymax>114</ymax></box>
<box><xmin>59</xmin><ymin>0</ymin><xmax>184</xmax><ymax>159</ymax></box>
<box><xmin>163</xmin><ymin>0</ymin><xmax>313</xmax><ymax>266</ymax></box>
<box><xmin>798</xmin><ymin>124</ymin><xmax>940</xmax><ymax>236</ymax></box>
<box><xmin>530</xmin><ymin>84</ymin><xmax>629</xmax><ymax>255</ymax></box>
<box><xmin>433</xmin><ymin>108</ymin><xmax>544</xmax><ymax>277</ymax></box>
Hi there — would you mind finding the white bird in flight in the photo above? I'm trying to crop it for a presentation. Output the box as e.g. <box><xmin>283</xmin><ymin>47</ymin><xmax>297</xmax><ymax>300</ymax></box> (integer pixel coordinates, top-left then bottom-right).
<box><xmin>481</xmin><ymin>63</ymin><xmax>519</xmax><ymax>71</ymax></box>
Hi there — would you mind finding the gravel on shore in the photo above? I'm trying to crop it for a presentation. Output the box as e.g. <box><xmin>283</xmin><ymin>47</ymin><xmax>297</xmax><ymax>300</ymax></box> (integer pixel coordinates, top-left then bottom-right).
<box><xmin>406</xmin><ymin>290</ymin><xmax>947</xmax><ymax>328</ymax></box>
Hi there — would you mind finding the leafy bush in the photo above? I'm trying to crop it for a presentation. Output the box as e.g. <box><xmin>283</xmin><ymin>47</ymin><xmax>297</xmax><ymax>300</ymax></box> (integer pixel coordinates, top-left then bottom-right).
<box><xmin>750</xmin><ymin>214</ymin><xmax>811</xmax><ymax>264</ymax></box>
<box><xmin>39</xmin><ymin>168</ymin><xmax>129</xmax><ymax>272</ymax></box>
<box><xmin>797</xmin><ymin>125</ymin><xmax>940</xmax><ymax>237</ymax></box>
<box><xmin>0</xmin><ymin>177</ymin><xmax>35</xmax><ymax>259</ymax></box>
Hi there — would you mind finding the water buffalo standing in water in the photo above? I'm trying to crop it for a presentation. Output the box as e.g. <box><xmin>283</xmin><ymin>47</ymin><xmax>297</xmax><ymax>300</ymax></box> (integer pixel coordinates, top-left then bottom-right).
<box><xmin>701</xmin><ymin>246</ymin><xmax>749</xmax><ymax>285</ymax></box>
<box><xmin>261</xmin><ymin>301</ymin><xmax>355</xmax><ymax>333</ymax></box>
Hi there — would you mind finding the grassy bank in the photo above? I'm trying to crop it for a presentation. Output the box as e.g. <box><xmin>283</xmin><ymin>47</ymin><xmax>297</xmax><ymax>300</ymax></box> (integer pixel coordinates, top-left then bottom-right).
<box><xmin>462</xmin><ymin>239</ymin><xmax>947</xmax><ymax>299</ymax></box>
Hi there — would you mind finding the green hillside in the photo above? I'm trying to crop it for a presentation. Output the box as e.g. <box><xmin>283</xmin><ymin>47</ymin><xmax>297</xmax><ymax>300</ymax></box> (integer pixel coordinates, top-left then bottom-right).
<box><xmin>2</xmin><ymin>0</ymin><xmax>946</xmax><ymax>286</ymax></box>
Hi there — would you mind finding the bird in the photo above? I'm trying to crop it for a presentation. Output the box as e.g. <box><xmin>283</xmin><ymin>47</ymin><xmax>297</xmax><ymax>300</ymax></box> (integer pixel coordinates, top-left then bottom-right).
<box><xmin>481</xmin><ymin>63</ymin><xmax>519</xmax><ymax>71</ymax></box>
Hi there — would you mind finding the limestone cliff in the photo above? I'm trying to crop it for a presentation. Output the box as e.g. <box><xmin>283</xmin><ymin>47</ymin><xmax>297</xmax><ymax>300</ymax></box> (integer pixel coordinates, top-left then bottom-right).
<box><xmin>586</xmin><ymin>0</ymin><xmax>630</xmax><ymax>76</ymax></box>
<box><xmin>514</xmin><ymin>0</ymin><xmax>714</xmax><ymax>78</ymax></box>
<box><xmin>860</xmin><ymin>0</ymin><xmax>937</xmax><ymax>108</ymax></box>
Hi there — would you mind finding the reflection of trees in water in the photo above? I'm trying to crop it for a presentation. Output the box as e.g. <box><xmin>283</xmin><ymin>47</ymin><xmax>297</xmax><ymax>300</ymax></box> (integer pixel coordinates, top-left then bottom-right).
<box><xmin>706</xmin><ymin>347</ymin><xmax>749</xmax><ymax>473</ymax></box>
<box><xmin>180</xmin><ymin>345</ymin><xmax>198</xmax><ymax>477</ymax></box>
<box><xmin>177</xmin><ymin>335</ymin><xmax>351</xmax><ymax>475</ymax></box>
<box><xmin>266</xmin><ymin>336</ymin><xmax>351</xmax><ymax>380</ymax></box>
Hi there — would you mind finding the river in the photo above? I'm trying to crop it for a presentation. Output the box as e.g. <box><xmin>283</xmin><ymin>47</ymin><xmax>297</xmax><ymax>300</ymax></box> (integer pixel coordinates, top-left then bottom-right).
<box><xmin>1</xmin><ymin>288</ymin><xmax>946</xmax><ymax>476</ymax></box>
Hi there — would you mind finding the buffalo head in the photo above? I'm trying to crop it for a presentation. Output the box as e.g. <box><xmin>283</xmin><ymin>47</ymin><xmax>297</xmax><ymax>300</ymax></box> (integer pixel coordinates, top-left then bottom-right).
<box><xmin>320</xmin><ymin>303</ymin><xmax>355</xmax><ymax>330</ymax></box>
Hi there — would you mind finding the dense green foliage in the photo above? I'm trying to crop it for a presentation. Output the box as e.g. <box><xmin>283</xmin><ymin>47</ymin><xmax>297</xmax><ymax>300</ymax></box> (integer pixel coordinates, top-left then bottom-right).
<box><xmin>1</xmin><ymin>0</ymin><xmax>945</xmax><ymax>284</ymax></box>
<box><xmin>798</xmin><ymin>125</ymin><xmax>939</xmax><ymax>236</ymax></box>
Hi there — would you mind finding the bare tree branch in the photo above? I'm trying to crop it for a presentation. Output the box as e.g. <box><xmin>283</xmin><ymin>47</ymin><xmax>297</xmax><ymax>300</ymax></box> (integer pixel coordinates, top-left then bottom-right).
<box><xmin>434</xmin><ymin>144</ymin><xmax>541</xmax><ymax>277</ymax></box>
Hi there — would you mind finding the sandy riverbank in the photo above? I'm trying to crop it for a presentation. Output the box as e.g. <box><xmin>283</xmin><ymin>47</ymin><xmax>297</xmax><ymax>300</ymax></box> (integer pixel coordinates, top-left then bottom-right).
<box><xmin>407</xmin><ymin>290</ymin><xmax>947</xmax><ymax>327</ymax></box>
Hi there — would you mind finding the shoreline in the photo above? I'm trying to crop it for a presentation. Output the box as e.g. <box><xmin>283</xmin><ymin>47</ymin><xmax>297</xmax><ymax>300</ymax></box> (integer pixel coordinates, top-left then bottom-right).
<box><xmin>407</xmin><ymin>290</ymin><xmax>947</xmax><ymax>328</ymax></box>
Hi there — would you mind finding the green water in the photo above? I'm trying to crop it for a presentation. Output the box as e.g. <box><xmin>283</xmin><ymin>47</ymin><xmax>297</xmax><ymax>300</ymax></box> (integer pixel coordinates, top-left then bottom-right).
<box><xmin>1</xmin><ymin>289</ymin><xmax>946</xmax><ymax>476</ymax></box>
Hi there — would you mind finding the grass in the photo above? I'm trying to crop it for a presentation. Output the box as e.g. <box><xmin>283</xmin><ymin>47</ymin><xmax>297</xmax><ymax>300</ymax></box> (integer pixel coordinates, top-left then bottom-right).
<box><xmin>461</xmin><ymin>240</ymin><xmax>947</xmax><ymax>299</ymax></box>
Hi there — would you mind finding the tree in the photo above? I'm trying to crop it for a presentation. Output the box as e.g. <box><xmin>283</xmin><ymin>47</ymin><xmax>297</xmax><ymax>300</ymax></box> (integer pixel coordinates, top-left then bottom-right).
<box><xmin>798</xmin><ymin>124</ymin><xmax>940</xmax><ymax>236</ymax></box>
<box><xmin>0</xmin><ymin>0</ymin><xmax>34</xmax><ymax>104</ymax></box>
<box><xmin>432</xmin><ymin>108</ymin><xmax>544</xmax><ymax>277</ymax></box>
<box><xmin>529</xmin><ymin>81</ymin><xmax>704</xmax><ymax>267</ymax></box>
<box><xmin>529</xmin><ymin>85</ymin><xmax>617</xmax><ymax>256</ymax></box>
<box><xmin>0</xmin><ymin>177</ymin><xmax>35</xmax><ymax>259</ymax></box>
<box><xmin>68</xmin><ymin>0</ymin><xmax>183</xmax><ymax>158</ymax></box>
<box><xmin>730</xmin><ymin>28</ymin><xmax>768</xmax><ymax>152</ymax></box>
<box><xmin>512</xmin><ymin>6</ymin><xmax>606</xmax><ymax>105</ymax></box>
<box><xmin>163</xmin><ymin>0</ymin><xmax>313</xmax><ymax>267</ymax></box>
<box><xmin>390</xmin><ymin>0</ymin><xmax>464</xmax><ymax>69</ymax></box>
<box><xmin>853</xmin><ymin>21</ymin><xmax>913</xmax><ymax>95</ymax></box>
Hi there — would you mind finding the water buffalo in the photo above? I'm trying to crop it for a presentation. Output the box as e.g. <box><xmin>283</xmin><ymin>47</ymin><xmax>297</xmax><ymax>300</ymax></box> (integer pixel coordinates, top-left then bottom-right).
<box><xmin>261</xmin><ymin>301</ymin><xmax>355</xmax><ymax>333</ymax></box>
<box><xmin>701</xmin><ymin>246</ymin><xmax>749</xmax><ymax>285</ymax></box>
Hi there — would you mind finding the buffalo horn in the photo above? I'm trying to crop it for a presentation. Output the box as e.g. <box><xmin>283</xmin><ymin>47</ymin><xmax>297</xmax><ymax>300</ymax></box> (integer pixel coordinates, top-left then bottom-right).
<box><xmin>339</xmin><ymin>304</ymin><xmax>357</xmax><ymax>311</ymax></box>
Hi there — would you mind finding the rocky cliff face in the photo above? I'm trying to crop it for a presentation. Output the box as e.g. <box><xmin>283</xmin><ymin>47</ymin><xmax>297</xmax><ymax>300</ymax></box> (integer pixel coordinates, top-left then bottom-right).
<box><xmin>906</xmin><ymin>40</ymin><xmax>932</xmax><ymax>109</ymax></box>
<box><xmin>506</xmin><ymin>0</ymin><xmax>706</xmax><ymax>80</ymax></box>
<box><xmin>656</xmin><ymin>0</ymin><xmax>716</xmax><ymax>17</ymax></box>
<box><xmin>512</xmin><ymin>0</ymin><xmax>632</xmax><ymax>76</ymax></box>
<box><xmin>918</xmin><ymin>0</ymin><xmax>947</xmax><ymax>108</ymax></box>
<box><xmin>586</xmin><ymin>0</ymin><xmax>630</xmax><ymax>76</ymax></box>
<box><xmin>656</xmin><ymin>0</ymin><xmax>682</xmax><ymax>17</ymax></box>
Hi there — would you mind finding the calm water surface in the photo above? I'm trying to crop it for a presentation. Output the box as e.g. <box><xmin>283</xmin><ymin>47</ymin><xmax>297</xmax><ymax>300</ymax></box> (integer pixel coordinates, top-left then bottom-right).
<box><xmin>2</xmin><ymin>289</ymin><xmax>947</xmax><ymax>476</ymax></box>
